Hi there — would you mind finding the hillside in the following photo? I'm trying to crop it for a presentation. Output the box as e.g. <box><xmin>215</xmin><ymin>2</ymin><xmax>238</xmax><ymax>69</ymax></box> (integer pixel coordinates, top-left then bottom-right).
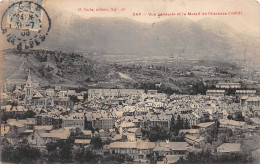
<box><xmin>2</xmin><ymin>49</ymin><xmax>115</xmax><ymax>87</ymax></box>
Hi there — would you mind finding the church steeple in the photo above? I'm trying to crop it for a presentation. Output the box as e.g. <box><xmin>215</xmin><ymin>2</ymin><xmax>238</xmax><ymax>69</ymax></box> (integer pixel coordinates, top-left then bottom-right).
<box><xmin>25</xmin><ymin>69</ymin><xmax>33</xmax><ymax>100</ymax></box>
<box><xmin>26</xmin><ymin>69</ymin><xmax>32</xmax><ymax>88</ymax></box>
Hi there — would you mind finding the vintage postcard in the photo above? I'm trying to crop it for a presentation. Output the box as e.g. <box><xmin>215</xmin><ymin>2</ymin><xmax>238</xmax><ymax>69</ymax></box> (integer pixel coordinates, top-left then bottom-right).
<box><xmin>0</xmin><ymin>0</ymin><xmax>260</xmax><ymax>164</ymax></box>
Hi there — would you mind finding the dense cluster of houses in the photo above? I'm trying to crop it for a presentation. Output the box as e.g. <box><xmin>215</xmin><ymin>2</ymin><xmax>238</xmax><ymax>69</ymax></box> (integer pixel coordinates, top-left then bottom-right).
<box><xmin>1</xmin><ymin>71</ymin><xmax>260</xmax><ymax>163</ymax></box>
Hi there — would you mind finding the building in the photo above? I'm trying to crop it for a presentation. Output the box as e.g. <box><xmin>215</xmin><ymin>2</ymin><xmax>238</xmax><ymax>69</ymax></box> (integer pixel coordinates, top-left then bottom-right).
<box><xmin>29</xmin><ymin>128</ymin><xmax>70</xmax><ymax>146</ymax></box>
<box><xmin>197</xmin><ymin>122</ymin><xmax>215</xmax><ymax>133</ymax></box>
<box><xmin>249</xmin><ymin>118</ymin><xmax>260</xmax><ymax>126</ymax></box>
<box><xmin>74</xmin><ymin>139</ymin><xmax>91</xmax><ymax>148</ymax></box>
<box><xmin>88</xmin><ymin>89</ymin><xmax>144</xmax><ymax>101</ymax></box>
<box><xmin>45</xmin><ymin>89</ymin><xmax>55</xmax><ymax>97</ymax></box>
<box><xmin>36</xmin><ymin>114</ymin><xmax>62</xmax><ymax>129</ymax></box>
<box><xmin>179</xmin><ymin>129</ymin><xmax>200</xmax><ymax>137</ymax></box>
<box><xmin>91</xmin><ymin>112</ymin><xmax>116</xmax><ymax>130</ymax></box>
<box><xmin>163</xmin><ymin>155</ymin><xmax>182</xmax><ymax>164</ymax></box>
<box><xmin>54</xmin><ymin>97</ymin><xmax>73</xmax><ymax>106</ymax></box>
<box><xmin>1</xmin><ymin>124</ymin><xmax>10</xmax><ymax>137</ymax></box>
<box><xmin>206</xmin><ymin>90</ymin><xmax>225</xmax><ymax>97</ymax></box>
<box><xmin>145</xmin><ymin>114</ymin><xmax>171</xmax><ymax>130</ymax></box>
<box><xmin>34</xmin><ymin>125</ymin><xmax>54</xmax><ymax>133</ymax></box>
<box><xmin>185</xmin><ymin>135</ymin><xmax>205</xmax><ymax>148</ymax></box>
<box><xmin>216</xmin><ymin>83</ymin><xmax>241</xmax><ymax>89</ymax></box>
<box><xmin>153</xmin><ymin>142</ymin><xmax>189</xmax><ymax>162</ymax></box>
<box><xmin>23</xmin><ymin>70</ymin><xmax>51</xmax><ymax>108</ymax></box>
<box><xmin>219</xmin><ymin>119</ymin><xmax>248</xmax><ymax>131</ymax></box>
<box><xmin>110</xmin><ymin>141</ymin><xmax>155</xmax><ymax>163</ymax></box>
<box><xmin>6</xmin><ymin>121</ymin><xmax>26</xmax><ymax>136</ymax></box>
<box><xmin>235</xmin><ymin>90</ymin><xmax>256</xmax><ymax>97</ymax></box>
<box><xmin>30</xmin><ymin>97</ymin><xmax>49</xmax><ymax>107</ymax></box>
<box><xmin>217</xmin><ymin>143</ymin><xmax>241</xmax><ymax>153</ymax></box>
<box><xmin>246</xmin><ymin>97</ymin><xmax>260</xmax><ymax>107</ymax></box>
<box><xmin>126</xmin><ymin>128</ymin><xmax>142</xmax><ymax>139</ymax></box>
<box><xmin>62</xmin><ymin>113</ymin><xmax>85</xmax><ymax>130</ymax></box>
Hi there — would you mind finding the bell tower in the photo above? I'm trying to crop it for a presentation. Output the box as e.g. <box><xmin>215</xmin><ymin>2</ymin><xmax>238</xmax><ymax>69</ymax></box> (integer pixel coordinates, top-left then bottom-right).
<box><xmin>25</xmin><ymin>69</ymin><xmax>33</xmax><ymax>104</ymax></box>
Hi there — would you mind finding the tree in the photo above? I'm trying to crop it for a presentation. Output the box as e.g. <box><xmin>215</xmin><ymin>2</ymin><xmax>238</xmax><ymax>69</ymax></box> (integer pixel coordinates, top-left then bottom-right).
<box><xmin>101</xmin><ymin>154</ymin><xmax>125</xmax><ymax>164</ymax></box>
<box><xmin>184</xmin><ymin>118</ymin><xmax>190</xmax><ymax>129</ymax></box>
<box><xmin>1</xmin><ymin>139</ymin><xmax>41</xmax><ymax>163</ymax></box>
<box><xmin>177</xmin><ymin>151</ymin><xmax>252</xmax><ymax>164</ymax></box>
<box><xmin>176</xmin><ymin>115</ymin><xmax>183</xmax><ymax>133</ymax></box>
<box><xmin>170</xmin><ymin>115</ymin><xmax>176</xmax><ymax>132</ymax></box>
<box><xmin>84</xmin><ymin>150</ymin><xmax>101</xmax><ymax>163</ymax></box>
<box><xmin>69</xmin><ymin>95</ymin><xmax>80</xmax><ymax>104</ymax></box>
<box><xmin>85</xmin><ymin>116</ymin><xmax>94</xmax><ymax>130</ymax></box>
<box><xmin>21</xmin><ymin>110</ymin><xmax>36</xmax><ymax>119</ymax></box>
<box><xmin>60</xmin><ymin>142</ymin><xmax>72</xmax><ymax>162</ymax></box>
<box><xmin>90</xmin><ymin>137</ymin><xmax>103</xmax><ymax>149</ymax></box>
<box><xmin>235</xmin><ymin>113</ymin><xmax>245</xmax><ymax>121</ymax></box>
<box><xmin>1</xmin><ymin>112</ymin><xmax>9</xmax><ymax>123</ymax></box>
<box><xmin>73</xmin><ymin>148</ymin><xmax>85</xmax><ymax>163</ymax></box>
<box><xmin>83</xmin><ymin>93</ymin><xmax>88</xmax><ymax>101</ymax></box>
<box><xmin>148</xmin><ymin>126</ymin><xmax>170</xmax><ymax>142</ymax></box>
<box><xmin>216</xmin><ymin>120</ymin><xmax>220</xmax><ymax>129</ymax></box>
<box><xmin>46</xmin><ymin>142</ymin><xmax>57</xmax><ymax>152</ymax></box>
<box><xmin>170</xmin><ymin>115</ymin><xmax>189</xmax><ymax>136</ymax></box>
<box><xmin>101</xmin><ymin>153</ymin><xmax>133</xmax><ymax>164</ymax></box>
<box><xmin>205</xmin><ymin>135</ymin><xmax>213</xmax><ymax>144</ymax></box>
<box><xmin>227</xmin><ymin>115</ymin><xmax>233</xmax><ymax>120</ymax></box>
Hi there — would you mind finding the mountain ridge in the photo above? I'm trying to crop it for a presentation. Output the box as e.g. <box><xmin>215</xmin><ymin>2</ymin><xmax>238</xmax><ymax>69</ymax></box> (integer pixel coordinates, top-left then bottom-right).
<box><xmin>33</xmin><ymin>8</ymin><xmax>259</xmax><ymax>63</ymax></box>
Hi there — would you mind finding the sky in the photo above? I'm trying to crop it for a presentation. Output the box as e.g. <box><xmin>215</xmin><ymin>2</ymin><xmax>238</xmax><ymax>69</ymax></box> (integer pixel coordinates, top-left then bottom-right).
<box><xmin>48</xmin><ymin>0</ymin><xmax>260</xmax><ymax>37</ymax></box>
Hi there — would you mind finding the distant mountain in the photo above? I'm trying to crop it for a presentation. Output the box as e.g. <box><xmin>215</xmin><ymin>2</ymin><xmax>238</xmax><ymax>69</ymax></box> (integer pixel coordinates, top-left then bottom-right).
<box><xmin>34</xmin><ymin>7</ymin><xmax>259</xmax><ymax>64</ymax></box>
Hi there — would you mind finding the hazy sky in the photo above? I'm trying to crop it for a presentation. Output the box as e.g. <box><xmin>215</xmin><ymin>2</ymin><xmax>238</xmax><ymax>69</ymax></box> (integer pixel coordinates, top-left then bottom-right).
<box><xmin>48</xmin><ymin>0</ymin><xmax>260</xmax><ymax>37</ymax></box>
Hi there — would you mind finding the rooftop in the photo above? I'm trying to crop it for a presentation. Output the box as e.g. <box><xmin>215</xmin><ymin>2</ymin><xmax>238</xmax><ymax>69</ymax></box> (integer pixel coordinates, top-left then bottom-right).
<box><xmin>219</xmin><ymin>119</ymin><xmax>246</xmax><ymax>127</ymax></box>
<box><xmin>197</xmin><ymin>122</ymin><xmax>215</xmax><ymax>128</ymax></box>
<box><xmin>217</xmin><ymin>143</ymin><xmax>241</xmax><ymax>153</ymax></box>
<box><xmin>74</xmin><ymin>139</ymin><xmax>91</xmax><ymax>144</ymax></box>
<box><xmin>110</xmin><ymin>141</ymin><xmax>155</xmax><ymax>149</ymax></box>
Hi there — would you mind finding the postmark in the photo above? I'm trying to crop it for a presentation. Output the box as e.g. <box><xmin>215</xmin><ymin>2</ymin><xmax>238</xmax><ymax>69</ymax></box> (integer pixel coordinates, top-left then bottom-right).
<box><xmin>1</xmin><ymin>0</ymin><xmax>51</xmax><ymax>50</ymax></box>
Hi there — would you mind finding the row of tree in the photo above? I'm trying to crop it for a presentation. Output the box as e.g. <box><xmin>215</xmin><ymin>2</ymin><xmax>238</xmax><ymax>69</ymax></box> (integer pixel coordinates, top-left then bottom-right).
<box><xmin>177</xmin><ymin>151</ymin><xmax>252</xmax><ymax>164</ymax></box>
<box><xmin>170</xmin><ymin>115</ymin><xmax>190</xmax><ymax>136</ymax></box>
<box><xmin>1</xmin><ymin>110</ymin><xmax>36</xmax><ymax>123</ymax></box>
<box><xmin>1</xmin><ymin>139</ymin><xmax>41</xmax><ymax>163</ymax></box>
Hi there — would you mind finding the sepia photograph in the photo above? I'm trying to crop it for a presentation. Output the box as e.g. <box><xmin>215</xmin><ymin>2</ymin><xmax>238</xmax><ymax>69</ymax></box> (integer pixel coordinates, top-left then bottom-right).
<box><xmin>0</xmin><ymin>0</ymin><xmax>260</xmax><ymax>164</ymax></box>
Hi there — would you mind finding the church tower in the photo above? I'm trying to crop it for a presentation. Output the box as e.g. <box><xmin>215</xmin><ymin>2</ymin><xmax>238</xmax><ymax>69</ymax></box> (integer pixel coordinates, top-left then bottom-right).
<box><xmin>25</xmin><ymin>69</ymin><xmax>33</xmax><ymax>104</ymax></box>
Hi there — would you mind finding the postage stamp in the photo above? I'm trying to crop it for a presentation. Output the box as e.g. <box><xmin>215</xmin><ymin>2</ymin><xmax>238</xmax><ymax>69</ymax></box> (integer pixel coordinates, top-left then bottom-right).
<box><xmin>1</xmin><ymin>0</ymin><xmax>51</xmax><ymax>50</ymax></box>
<box><xmin>6</xmin><ymin>0</ymin><xmax>43</xmax><ymax>30</ymax></box>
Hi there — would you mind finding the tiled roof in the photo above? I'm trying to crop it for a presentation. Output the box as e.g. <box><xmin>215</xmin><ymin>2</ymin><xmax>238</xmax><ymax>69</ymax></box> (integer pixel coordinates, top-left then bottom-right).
<box><xmin>219</xmin><ymin>119</ymin><xmax>246</xmax><ymax>127</ymax></box>
<box><xmin>34</xmin><ymin>125</ymin><xmax>53</xmax><ymax>131</ymax></box>
<box><xmin>197</xmin><ymin>122</ymin><xmax>215</xmax><ymax>128</ymax></box>
<box><xmin>185</xmin><ymin>135</ymin><xmax>205</xmax><ymax>142</ymax></box>
<box><xmin>217</xmin><ymin>143</ymin><xmax>241</xmax><ymax>153</ymax></box>
<box><xmin>39</xmin><ymin>132</ymin><xmax>69</xmax><ymax>140</ymax></box>
<box><xmin>74</xmin><ymin>139</ymin><xmax>91</xmax><ymax>144</ymax></box>
<box><xmin>110</xmin><ymin>141</ymin><xmax>155</xmax><ymax>149</ymax></box>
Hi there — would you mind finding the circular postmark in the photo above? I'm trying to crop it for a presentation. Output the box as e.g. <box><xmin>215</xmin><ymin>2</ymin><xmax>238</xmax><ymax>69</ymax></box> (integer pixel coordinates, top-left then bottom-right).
<box><xmin>1</xmin><ymin>1</ymin><xmax>51</xmax><ymax>50</ymax></box>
